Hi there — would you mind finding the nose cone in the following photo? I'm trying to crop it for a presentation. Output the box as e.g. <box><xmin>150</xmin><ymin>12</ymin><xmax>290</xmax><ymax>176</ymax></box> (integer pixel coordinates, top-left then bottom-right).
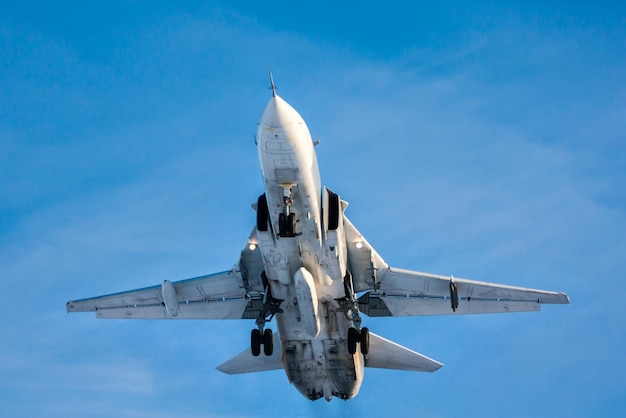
<box><xmin>260</xmin><ymin>95</ymin><xmax>299</xmax><ymax>129</ymax></box>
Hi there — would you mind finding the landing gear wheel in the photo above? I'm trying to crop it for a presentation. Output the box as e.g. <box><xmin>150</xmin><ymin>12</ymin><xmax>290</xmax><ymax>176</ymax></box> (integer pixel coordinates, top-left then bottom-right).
<box><xmin>287</xmin><ymin>213</ymin><xmax>296</xmax><ymax>235</ymax></box>
<box><xmin>263</xmin><ymin>329</ymin><xmax>274</xmax><ymax>356</ymax></box>
<box><xmin>360</xmin><ymin>327</ymin><xmax>370</xmax><ymax>355</ymax></box>
<box><xmin>279</xmin><ymin>212</ymin><xmax>297</xmax><ymax>237</ymax></box>
<box><xmin>347</xmin><ymin>327</ymin><xmax>358</xmax><ymax>355</ymax></box>
<box><xmin>251</xmin><ymin>329</ymin><xmax>262</xmax><ymax>357</ymax></box>
<box><xmin>256</xmin><ymin>194</ymin><xmax>269</xmax><ymax>232</ymax></box>
<box><xmin>279</xmin><ymin>213</ymin><xmax>286</xmax><ymax>236</ymax></box>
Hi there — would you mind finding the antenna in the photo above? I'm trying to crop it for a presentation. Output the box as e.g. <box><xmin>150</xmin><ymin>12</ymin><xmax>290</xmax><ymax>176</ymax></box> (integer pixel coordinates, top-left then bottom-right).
<box><xmin>269</xmin><ymin>70</ymin><xmax>277</xmax><ymax>97</ymax></box>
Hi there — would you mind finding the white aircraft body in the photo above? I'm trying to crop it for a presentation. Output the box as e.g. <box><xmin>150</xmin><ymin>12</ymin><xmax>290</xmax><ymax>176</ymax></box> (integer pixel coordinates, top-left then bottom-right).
<box><xmin>67</xmin><ymin>78</ymin><xmax>569</xmax><ymax>401</ymax></box>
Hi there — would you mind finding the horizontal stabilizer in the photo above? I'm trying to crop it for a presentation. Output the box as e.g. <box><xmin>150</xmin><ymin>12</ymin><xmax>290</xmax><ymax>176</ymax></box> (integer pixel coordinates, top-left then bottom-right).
<box><xmin>365</xmin><ymin>332</ymin><xmax>443</xmax><ymax>372</ymax></box>
<box><xmin>216</xmin><ymin>333</ymin><xmax>283</xmax><ymax>375</ymax></box>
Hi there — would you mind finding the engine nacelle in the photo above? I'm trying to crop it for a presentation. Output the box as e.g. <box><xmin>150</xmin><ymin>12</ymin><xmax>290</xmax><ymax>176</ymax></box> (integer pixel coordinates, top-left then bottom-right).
<box><xmin>294</xmin><ymin>267</ymin><xmax>321</xmax><ymax>337</ymax></box>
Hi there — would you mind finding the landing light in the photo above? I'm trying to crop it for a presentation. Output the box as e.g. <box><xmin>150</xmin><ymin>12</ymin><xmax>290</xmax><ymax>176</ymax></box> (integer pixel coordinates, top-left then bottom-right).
<box><xmin>248</xmin><ymin>243</ymin><xmax>257</xmax><ymax>251</ymax></box>
<box><xmin>355</xmin><ymin>242</ymin><xmax>363</xmax><ymax>249</ymax></box>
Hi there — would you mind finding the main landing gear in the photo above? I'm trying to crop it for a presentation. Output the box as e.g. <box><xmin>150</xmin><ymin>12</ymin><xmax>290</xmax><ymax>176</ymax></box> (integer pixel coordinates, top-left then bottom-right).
<box><xmin>347</xmin><ymin>326</ymin><xmax>370</xmax><ymax>355</ymax></box>
<box><xmin>250</xmin><ymin>273</ymin><xmax>282</xmax><ymax>357</ymax></box>
<box><xmin>343</xmin><ymin>272</ymin><xmax>370</xmax><ymax>355</ymax></box>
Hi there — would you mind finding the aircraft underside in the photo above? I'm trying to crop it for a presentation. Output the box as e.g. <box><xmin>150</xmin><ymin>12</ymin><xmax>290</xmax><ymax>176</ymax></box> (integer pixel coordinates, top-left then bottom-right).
<box><xmin>279</xmin><ymin>316</ymin><xmax>364</xmax><ymax>401</ymax></box>
<box><xmin>66</xmin><ymin>78</ymin><xmax>569</xmax><ymax>402</ymax></box>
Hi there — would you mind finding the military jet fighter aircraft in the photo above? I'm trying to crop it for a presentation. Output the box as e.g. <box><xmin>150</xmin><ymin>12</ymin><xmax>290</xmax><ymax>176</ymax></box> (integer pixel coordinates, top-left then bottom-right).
<box><xmin>67</xmin><ymin>75</ymin><xmax>569</xmax><ymax>402</ymax></box>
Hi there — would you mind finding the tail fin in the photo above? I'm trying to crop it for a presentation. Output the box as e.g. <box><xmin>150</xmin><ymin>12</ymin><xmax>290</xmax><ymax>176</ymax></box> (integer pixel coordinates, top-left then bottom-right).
<box><xmin>365</xmin><ymin>332</ymin><xmax>443</xmax><ymax>372</ymax></box>
<box><xmin>216</xmin><ymin>333</ymin><xmax>283</xmax><ymax>375</ymax></box>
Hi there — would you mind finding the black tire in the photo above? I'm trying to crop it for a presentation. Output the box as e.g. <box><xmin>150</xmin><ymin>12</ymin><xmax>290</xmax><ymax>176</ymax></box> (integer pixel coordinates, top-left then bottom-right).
<box><xmin>256</xmin><ymin>194</ymin><xmax>269</xmax><ymax>232</ymax></box>
<box><xmin>279</xmin><ymin>212</ymin><xmax>297</xmax><ymax>237</ymax></box>
<box><xmin>327</xmin><ymin>190</ymin><xmax>340</xmax><ymax>231</ymax></box>
<box><xmin>360</xmin><ymin>327</ymin><xmax>370</xmax><ymax>355</ymax></box>
<box><xmin>347</xmin><ymin>327</ymin><xmax>358</xmax><ymax>355</ymax></box>
<box><xmin>279</xmin><ymin>213</ymin><xmax>287</xmax><ymax>236</ymax></box>
<box><xmin>251</xmin><ymin>329</ymin><xmax>262</xmax><ymax>357</ymax></box>
<box><xmin>287</xmin><ymin>212</ymin><xmax>296</xmax><ymax>236</ymax></box>
<box><xmin>263</xmin><ymin>329</ymin><xmax>274</xmax><ymax>356</ymax></box>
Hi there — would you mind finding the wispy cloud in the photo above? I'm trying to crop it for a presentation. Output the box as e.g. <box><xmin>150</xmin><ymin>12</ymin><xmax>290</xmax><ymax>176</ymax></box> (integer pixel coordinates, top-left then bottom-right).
<box><xmin>1</xmin><ymin>3</ymin><xmax>625</xmax><ymax>417</ymax></box>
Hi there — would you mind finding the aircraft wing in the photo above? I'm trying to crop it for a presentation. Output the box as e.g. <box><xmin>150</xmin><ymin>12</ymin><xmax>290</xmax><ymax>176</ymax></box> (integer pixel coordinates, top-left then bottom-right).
<box><xmin>66</xmin><ymin>229</ymin><xmax>266</xmax><ymax>320</ymax></box>
<box><xmin>344</xmin><ymin>216</ymin><xmax>570</xmax><ymax>316</ymax></box>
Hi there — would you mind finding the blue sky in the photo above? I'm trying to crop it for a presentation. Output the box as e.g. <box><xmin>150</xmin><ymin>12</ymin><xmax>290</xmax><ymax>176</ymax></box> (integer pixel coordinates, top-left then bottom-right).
<box><xmin>1</xmin><ymin>1</ymin><xmax>625</xmax><ymax>416</ymax></box>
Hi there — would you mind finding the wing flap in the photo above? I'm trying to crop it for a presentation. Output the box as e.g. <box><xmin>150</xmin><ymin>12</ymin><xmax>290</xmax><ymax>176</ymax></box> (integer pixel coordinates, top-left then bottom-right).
<box><xmin>93</xmin><ymin>298</ymin><xmax>252</xmax><ymax>319</ymax></box>
<box><xmin>359</xmin><ymin>293</ymin><xmax>541</xmax><ymax>316</ymax></box>
<box><xmin>365</xmin><ymin>332</ymin><xmax>443</xmax><ymax>372</ymax></box>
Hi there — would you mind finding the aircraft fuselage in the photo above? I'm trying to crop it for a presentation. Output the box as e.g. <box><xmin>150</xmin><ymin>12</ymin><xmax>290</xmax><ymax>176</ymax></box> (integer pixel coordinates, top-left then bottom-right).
<box><xmin>255</xmin><ymin>95</ymin><xmax>363</xmax><ymax>401</ymax></box>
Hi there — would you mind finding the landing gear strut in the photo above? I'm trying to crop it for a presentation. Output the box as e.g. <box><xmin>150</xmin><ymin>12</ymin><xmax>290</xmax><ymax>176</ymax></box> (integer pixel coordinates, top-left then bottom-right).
<box><xmin>278</xmin><ymin>185</ymin><xmax>297</xmax><ymax>237</ymax></box>
<box><xmin>344</xmin><ymin>273</ymin><xmax>370</xmax><ymax>355</ymax></box>
<box><xmin>250</xmin><ymin>274</ymin><xmax>282</xmax><ymax>357</ymax></box>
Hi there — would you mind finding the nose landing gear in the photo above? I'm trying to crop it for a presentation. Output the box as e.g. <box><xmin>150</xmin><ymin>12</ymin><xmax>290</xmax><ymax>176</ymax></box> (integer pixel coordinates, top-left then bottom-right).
<box><xmin>279</xmin><ymin>212</ymin><xmax>297</xmax><ymax>237</ymax></box>
<box><xmin>279</xmin><ymin>185</ymin><xmax>297</xmax><ymax>237</ymax></box>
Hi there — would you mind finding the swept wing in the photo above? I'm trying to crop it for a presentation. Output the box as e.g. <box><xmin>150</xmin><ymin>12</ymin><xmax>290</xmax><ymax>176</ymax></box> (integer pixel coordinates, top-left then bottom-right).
<box><xmin>344</xmin><ymin>216</ymin><xmax>570</xmax><ymax>317</ymax></box>
<box><xmin>66</xmin><ymin>230</ymin><xmax>266</xmax><ymax>320</ymax></box>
